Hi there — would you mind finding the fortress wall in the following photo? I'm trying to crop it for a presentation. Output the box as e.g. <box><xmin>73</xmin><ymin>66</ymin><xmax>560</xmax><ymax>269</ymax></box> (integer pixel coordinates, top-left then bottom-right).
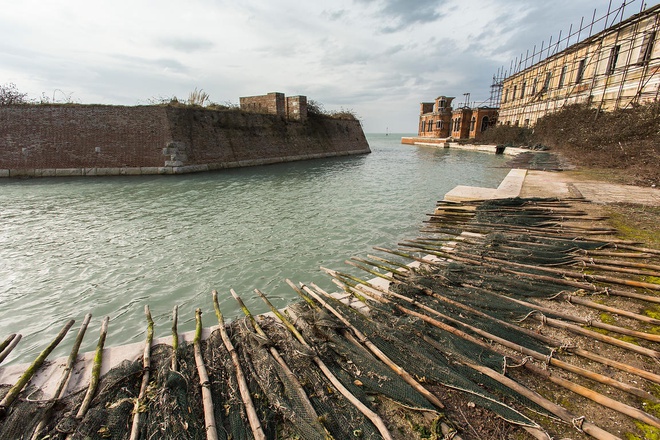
<box><xmin>0</xmin><ymin>105</ymin><xmax>170</xmax><ymax>176</ymax></box>
<box><xmin>0</xmin><ymin>105</ymin><xmax>369</xmax><ymax>177</ymax></box>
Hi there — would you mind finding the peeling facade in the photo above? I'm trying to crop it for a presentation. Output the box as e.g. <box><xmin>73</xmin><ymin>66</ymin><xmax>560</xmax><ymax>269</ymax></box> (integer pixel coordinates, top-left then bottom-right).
<box><xmin>499</xmin><ymin>4</ymin><xmax>660</xmax><ymax>126</ymax></box>
<box><xmin>417</xmin><ymin>95</ymin><xmax>497</xmax><ymax>140</ymax></box>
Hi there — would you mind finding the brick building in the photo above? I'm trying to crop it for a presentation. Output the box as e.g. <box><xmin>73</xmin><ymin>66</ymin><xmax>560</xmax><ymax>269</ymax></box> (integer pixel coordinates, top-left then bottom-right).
<box><xmin>498</xmin><ymin>3</ymin><xmax>660</xmax><ymax>126</ymax></box>
<box><xmin>417</xmin><ymin>95</ymin><xmax>497</xmax><ymax>140</ymax></box>
<box><xmin>239</xmin><ymin>92</ymin><xmax>308</xmax><ymax>121</ymax></box>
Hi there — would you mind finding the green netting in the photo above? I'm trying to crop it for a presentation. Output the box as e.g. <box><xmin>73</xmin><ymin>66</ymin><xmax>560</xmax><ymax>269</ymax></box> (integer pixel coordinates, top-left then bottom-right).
<box><xmin>261</xmin><ymin>313</ymin><xmax>384</xmax><ymax>440</ymax></box>
<box><xmin>317</xmin><ymin>296</ymin><xmax>541</xmax><ymax>429</ymax></box>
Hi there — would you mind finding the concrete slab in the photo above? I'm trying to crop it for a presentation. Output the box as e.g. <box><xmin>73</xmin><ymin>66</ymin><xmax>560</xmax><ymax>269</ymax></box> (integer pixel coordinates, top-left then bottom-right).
<box><xmin>444</xmin><ymin>185</ymin><xmax>498</xmax><ymax>202</ymax></box>
<box><xmin>495</xmin><ymin>169</ymin><xmax>527</xmax><ymax>198</ymax></box>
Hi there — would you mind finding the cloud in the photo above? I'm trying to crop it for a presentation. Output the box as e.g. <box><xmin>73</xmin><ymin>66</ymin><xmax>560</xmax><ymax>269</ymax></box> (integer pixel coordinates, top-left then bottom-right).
<box><xmin>157</xmin><ymin>37</ymin><xmax>215</xmax><ymax>53</ymax></box>
<box><xmin>355</xmin><ymin>0</ymin><xmax>449</xmax><ymax>33</ymax></box>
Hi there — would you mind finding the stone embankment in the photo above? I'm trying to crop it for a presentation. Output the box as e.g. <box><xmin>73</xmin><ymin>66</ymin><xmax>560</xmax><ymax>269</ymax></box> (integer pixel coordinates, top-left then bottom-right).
<box><xmin>0</xmin><ymin>105</ymin><xmax>370</xmax><ymax>177</ymax></box>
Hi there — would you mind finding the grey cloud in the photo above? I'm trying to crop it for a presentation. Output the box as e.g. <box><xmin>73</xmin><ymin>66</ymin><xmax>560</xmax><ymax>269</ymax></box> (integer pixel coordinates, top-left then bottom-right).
<box><xmin>323</xmin><ymin>9</ymin><xmax>348</xmax><ymax>21</ymax></box>
<box><xmin>157</xmin><ymin>37</ymin><xmax>215</xmax><ymax>53</ymax></box>
<box><xmin>355</xmin><ymin>0</ymin><xmax>449</xmax><ymax>33</ymax></box>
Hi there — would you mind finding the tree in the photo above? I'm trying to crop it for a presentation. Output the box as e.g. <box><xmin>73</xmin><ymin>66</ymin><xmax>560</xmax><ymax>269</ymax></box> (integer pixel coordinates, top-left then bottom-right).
<box><xmin>0</xmin><ymin>83</ymin><xmax>28</xmax><ymax>105</ymax></box>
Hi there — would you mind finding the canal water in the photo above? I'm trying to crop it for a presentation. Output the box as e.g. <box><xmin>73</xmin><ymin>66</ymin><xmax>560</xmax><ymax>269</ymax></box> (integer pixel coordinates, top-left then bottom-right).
<box><xmin>0</xmin><ymin>134</ymin><xmax>510</xmax><ymax>364</ymax></box>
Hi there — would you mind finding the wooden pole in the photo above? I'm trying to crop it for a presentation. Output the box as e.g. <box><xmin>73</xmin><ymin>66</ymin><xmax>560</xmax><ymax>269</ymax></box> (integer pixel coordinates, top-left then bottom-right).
<box><xmin>193</xmin><ymin>308</ymin><xmax>219</xmax><ymax>440</ymax></box>
<box><xmin>232</xmin><ymin>289</ymin><xmax>325</xmax><ymax>435</ymax></box>
<box><xmin>129</xmin><ymin>306</ymin><xmax>154</xmax><ymax>440</ymax></box>
<box><xmin>393</xmin><ymin>298</ymin><xmax>660</xmax><ymax>429</ymax></box>
<box><xmin>328</xmin><ymin>269</ymin><xmax>658</xmax><ymax>402</ymax></box>
<box><xmin>171</xmin><ymin>305</ymin><xmax>179</xmax><ymax>372</ymax></box>
<box><xmin>0</xmin><ymin>334</ymin><xmax>22</xmax><ymax>365</ymax></box>
<box><xmin>31</xmin><ymin>314</ymin><xmax>92</xmax><ymax>440</ymax></box>
<box><xmin>255</xmin><ymin>289</ymin><xmax>394</xmax><ymax>440</ymax></box>
<box><xmin>212</xmin><ymin>291</ymin><xmax>265</xmax><ymax>440</ymax></box>
<box><xmin>0</xmin><ymin>319</ymin><xmax>74</xmax><ymax>419</ymax></box>
<box><xmin>75</xmin><ymin>316</ymin><xmax>109</xmax><ymax>420</ymax></box>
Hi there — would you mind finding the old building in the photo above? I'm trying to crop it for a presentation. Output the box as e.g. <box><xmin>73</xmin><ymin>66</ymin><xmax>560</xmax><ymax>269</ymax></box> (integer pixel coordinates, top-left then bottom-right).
<box><xmin>239</xmin><ymin>92</ymin><xmax>308</xmax><ymax>121</ymax></box>
<box><xmin>417</xmin><ymin>95</ymin><xmax>497</xmax><ymax>140</ymax></box>
<box><xmin>498</xmin><ymin>3</ymin><xmax>660</xmax><ymax>126</ymax></box>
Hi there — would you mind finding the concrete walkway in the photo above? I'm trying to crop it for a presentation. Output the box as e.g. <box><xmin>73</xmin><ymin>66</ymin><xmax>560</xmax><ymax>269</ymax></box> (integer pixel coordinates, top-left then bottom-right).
<box><xmin>521</xmin><ymin>170</ymin><xmax>660</xmax><ymax>206</ymax></box>
<box><xmin>444</xmin><ymin>168</ymin><xmax>660</xmax><ymax>206</ymax></box>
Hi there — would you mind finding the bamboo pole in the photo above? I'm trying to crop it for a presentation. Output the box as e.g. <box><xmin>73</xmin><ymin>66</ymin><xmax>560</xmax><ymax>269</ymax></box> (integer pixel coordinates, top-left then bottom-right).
<box><xmin>464</xmin><ymin>285</ymin><xmax>660</xmax><ymax>359</ymax></box>
<box><xmin>0</xmin><ymin>334</ymin><xmax>16</xmax><ymax>355</ymax></box>
<box><xmin>171</xmin><ymin>305</ymin><xmax>179</xmax><ymax>372</ymax></box>
<box><xmin>349</xmin><ymin>273</ymin><xmax>660</xmax><ymax>385</ymax></box>
<box><xmin>451</xmin><ymin>356</ymin><xmax>621</xmax><ymax>440</ymax></box>
<box><xmin>403</xmin><ymin>241</ymin><xmax>660</xmax><ymax>292</ymax></box>
<box><xmin>307</xmin><ymin>283</ymin><xmax>539</xmax><ymax>439</ymax></box>
<box><xmin>0</xmin><ymin>334</ymin><xmax>22</xmax><ymax>365</ymax></box>
<box><xmin>345</xmin><ymin>253</ymin><xmax>660</xmax><ymax>384</ymax></box>
<box><xmin>193</xmin><ymin>308</ymin><xmax>219</xmax><ymax>440</ymax></box>
<box><xmin>386</xmin><ymin>296</ymin><xmax>660</xmax><ymax>429</ymax></box>
<box><xmin>231</xmin><ymin>289</ymin><xmax>325</xmax><ymax>435</ymax></box>
<box><xmin>129</xmin><ymin>306</ymin><xmax>154</xmax><ymax>440</ymax></box>
<box><xmin>31</xmin><ymin>314</ymin><xmax>92</xmax><ymax>440</ymax></box>
<box><xmin>301</xmin><ymin>283</ymin><xmax>446</xmax><ymax>410</ymax></box>
<box><xmin>454</xmin><ymin>248</ymin><xmax>660</xmax><ymax>291</ymax></box>
<box><xmin>255</xmin><ymin>289</ymin><xmax>394</xmax><ymax>440</ymax></box>
<box><xmin>394</xmin><ymin>244</ymin><xmax>660</xmax><ymax>304</ymax></box>
<box><xmin>74</xmin><ymin>316</ymin><xmax>109</xmax><ymax>420</ymax></box>
<box><xmin>0</xmin><ymin>319</ymin><xmax>74</xmax><ymax>418</ymax></box>
<box><xmin>559</xmin><ymin>292</ymin><xmax>660</xmax><ymax>327</ymax></box>
<box><xmin>212</xmin><ymin>291</ymin><xmax>265</xmax><ymax>440</ymax></box>
<box><xmin>328</xmin><ymin>268</ymin><xmax>658</xmax><ymax>402</ymax></box>
<box><xmin>576</xmin><ymin>257</ymin><xmax>660</xmax><ymax>272</ymax></box>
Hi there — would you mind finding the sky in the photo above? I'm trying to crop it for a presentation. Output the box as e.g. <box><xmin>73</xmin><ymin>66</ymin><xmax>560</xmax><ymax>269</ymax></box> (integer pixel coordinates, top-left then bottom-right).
<box><xmin>1</xmin><ymin>0</ymin><xmax>654</xmax><ymax>132</ymax></box>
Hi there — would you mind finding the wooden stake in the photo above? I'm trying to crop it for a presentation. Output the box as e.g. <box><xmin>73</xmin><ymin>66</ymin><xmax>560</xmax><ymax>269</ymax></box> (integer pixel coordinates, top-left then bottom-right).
<box><xmin>129</xmin><ymin>306</ymin><xmax>154</xmax><ymax>440</ymax></box>
<box><xmin>212</xmin><ymin>291</ymin><xmax>265</xmax><ymax>440</ymax></box>
<box><xmin>232</xmin><ymin>289</ymin><xmax>325</xmax><ymax>435</ymax></box>
<box><xmin>0</xmin><ymin>320</ymin><xmax>74</xmax><ymax>418</ymax></box>
<box><xmin>255</xmin><ymin>289</ymin><xmax>394</xmax><ymax>440</ymax></box>
<box><xmin>171</xmin><ymin>305</ymin><xmax>179</xmax><ymax>372</ymax></box>
<box><xmin>31</xmin><ymin>314</ymin><xmax>92</xmax><ymax>440</ymax></box>
<box><xmin>0</xmin><ymin>334</ymin><xmax>22</xmax><ymax>365</ymax></box>
<box><xmin>193</xmin><ymin>308</ymin><xmax>219</xmax><ymax>440</ymax></box>
<box><xmin>75</xmin><ymin>316</ymin><xmax>109</xmax><ymax>420</ymax></box>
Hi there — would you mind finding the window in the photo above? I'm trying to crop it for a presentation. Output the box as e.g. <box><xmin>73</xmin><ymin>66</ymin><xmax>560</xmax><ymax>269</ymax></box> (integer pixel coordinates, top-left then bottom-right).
<box><xmin>428</xmin><ymin>120</ymin><xmax>433</xmax><ymax>131</ymax></box>
<box><xmin>542</xmin><ymin>71</ymin><xmax>552</xmax><ymax>92</ymax></box>
<box><xmin>576</xmin><ymin>58</ymin><xmax>586</xmax><ymax>83</ymax></box>
<box><xmin>558</xmin><ymin>65</ymin><xmax>567</xmax><ymax>88</ymax></box>
<box><xmin>521</xmin><ymin>81</ymin><xmax>526</xmax><ymax>98</ymax></box>
<box><xmin>437</xmin><ymin>120</ymin><xmax>442</xmax><ymax>129</ymax></box>
<box><xmin>531</xmin><ymin>78</ymin><xmax>538</xmax><ymax>95</ymax></box>
<box><xmin>503</xmin><ymin>89</ymin><xmax>509</xmax><ymax>103</ymax></box>
<box><xmin>469</xmin><ymin>117</ymin><xmax>476</xmax><ymax>131</ymax></box>
<box><xmin>524</xmin><ymin>119</ymin><xmax>530</xmax><ymax>127</ymax></box>
<box><xmin>637</xmin><ymin>31</ymin><xmax>656</xmax><ymax>65</ymax></box>
<box><xmin>480</xmin><ymin>116</ymin><xmax>489</xmax><ymax>132</ymax></box>
<box><xmin>513</xmin><ymin>85</ymin><xmax>517</xmax><ymax>100</ymax></box>
<box><xmin>607</xmin><ymin>45</ymin><xmax>620</xmax><ymax>75</ymax></box>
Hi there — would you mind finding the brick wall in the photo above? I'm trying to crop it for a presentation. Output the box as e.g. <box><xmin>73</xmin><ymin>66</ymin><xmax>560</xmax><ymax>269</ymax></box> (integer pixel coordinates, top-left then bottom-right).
<box><xmin>239</xmin><ymin>92</ymin><xmax>286</xmax><ymax>117</ymax></box>
<box><xmin>0</xmin><ymin>104</ymin><xmax>370</xmax><ymax>177</ymax></box>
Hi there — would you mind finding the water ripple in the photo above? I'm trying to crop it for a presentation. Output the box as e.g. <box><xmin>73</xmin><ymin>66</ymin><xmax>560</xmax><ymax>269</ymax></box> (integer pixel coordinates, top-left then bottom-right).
<box><xmin>0</xmin><ymin>134</ymin><xmax>509</xmax><ymax>364</ymax></box>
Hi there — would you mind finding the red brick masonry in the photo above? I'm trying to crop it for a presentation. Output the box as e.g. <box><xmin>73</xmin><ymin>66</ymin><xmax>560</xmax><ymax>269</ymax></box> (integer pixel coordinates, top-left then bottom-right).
<box><xmin>0</xmin><ymin>105</ymin><xmax>369</xmax><ymax>177</ymax></box>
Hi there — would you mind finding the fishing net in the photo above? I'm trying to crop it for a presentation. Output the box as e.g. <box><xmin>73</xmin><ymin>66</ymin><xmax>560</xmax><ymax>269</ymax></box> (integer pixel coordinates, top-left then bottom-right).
<box><xmin>259</xmin><ymin>313</ymin><xmax>384</xmax><ymax>440</ymax></box>
<box><xmin>309</xmin><ymin>295</ymin><xmax>542</xmax><ymax>429</ymax></box>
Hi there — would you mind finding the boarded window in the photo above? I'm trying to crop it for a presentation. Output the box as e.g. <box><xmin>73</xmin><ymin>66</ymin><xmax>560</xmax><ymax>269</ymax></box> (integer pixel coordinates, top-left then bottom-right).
<box><xmin>607</xmin><ymin>45</ymin><xmax>620</xmax><ymax>75</ymax></box>
<box><xmin>637</xmin><ymin>31</ymin><xmax>656</xmax><ymax>64</ymax></box>
<box><xmin>542</xmin><ymin>71</ymin><xmax>552</xmax><ymax>91</ymax></box>
<box><xmin>576</xmin><ymin>58</ymin><xmax>586</xmax><ymax>83</ymax></box>
<box><xmin>558</xmin><ymin>65</ymin><xmax>567</xmax><ymax>88</ymax></box>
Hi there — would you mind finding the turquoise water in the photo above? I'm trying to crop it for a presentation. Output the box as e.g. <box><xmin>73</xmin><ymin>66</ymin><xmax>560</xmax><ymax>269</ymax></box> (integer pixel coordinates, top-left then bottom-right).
<box><xmin>0</xmin><ymin>134</ymin><xmax>510</xmax><ymax>364</ymax></box>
